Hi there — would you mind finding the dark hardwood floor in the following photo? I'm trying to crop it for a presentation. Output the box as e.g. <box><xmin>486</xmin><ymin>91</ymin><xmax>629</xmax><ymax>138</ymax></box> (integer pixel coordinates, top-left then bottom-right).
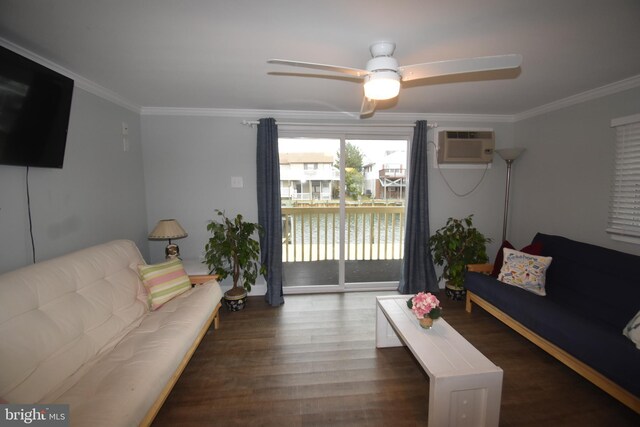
<box><xmin>153</xmin><ymin>292</ymin><xmax>640</xmax><ymax>426</ymax></box>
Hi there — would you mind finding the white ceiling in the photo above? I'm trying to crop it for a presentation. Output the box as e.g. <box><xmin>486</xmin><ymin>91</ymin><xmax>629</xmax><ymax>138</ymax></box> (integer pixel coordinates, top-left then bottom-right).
<box><xmin>1</xmin><ymin>0</ymin><xmax>640</xmax><ymax>116</ymax></box>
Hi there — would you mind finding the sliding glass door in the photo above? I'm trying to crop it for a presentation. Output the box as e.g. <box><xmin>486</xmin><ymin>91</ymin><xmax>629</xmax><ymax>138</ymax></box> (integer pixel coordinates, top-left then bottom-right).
<box><xmin>279</xmin><ymin>136</ymin><xmax>408</xmax><ymax>292</ymax></box>
<box><xmin>343</xmin><ymin>139</ymin><xmax>407</xmax><ymax>288</ymax></box>
<box><xmin>280</xmin><ymin>137</ymin><xmax>341</xmax><ymax>289</ymax></box>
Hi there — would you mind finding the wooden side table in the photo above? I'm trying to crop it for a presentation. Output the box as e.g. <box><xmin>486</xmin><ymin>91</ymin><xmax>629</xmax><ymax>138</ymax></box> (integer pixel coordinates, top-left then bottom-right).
<box><xmin>182</xmin><ymin>258</ymin><xmax>209</xmax><ymax>275</ymax></box>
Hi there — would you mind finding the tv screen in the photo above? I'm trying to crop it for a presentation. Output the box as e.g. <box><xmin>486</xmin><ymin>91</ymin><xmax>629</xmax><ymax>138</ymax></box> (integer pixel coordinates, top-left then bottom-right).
<box><xmin>0</xmin><ymin>45</ymin><xmax>74</xmax><ymax>168</ymax></box>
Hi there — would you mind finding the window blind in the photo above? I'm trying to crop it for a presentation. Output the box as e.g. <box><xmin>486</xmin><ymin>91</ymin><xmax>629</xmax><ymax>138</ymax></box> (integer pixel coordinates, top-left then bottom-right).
<box><xmin>608</xmin><ymin>115</ymin><xmax>640</xmax><ymax>239</ymax></box>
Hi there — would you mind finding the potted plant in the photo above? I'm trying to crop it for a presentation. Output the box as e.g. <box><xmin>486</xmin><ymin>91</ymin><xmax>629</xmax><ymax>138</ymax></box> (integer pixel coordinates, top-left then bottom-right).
<box><xmin>204</xmin><ymin>210</ymin><xmax>266</xmax><ymax>311</ymax></box>
<box><xmin>407</xmin><ymin>292</ymin><xmax>442</xmax><ymax>329</ymax></box>
<box><xmin>428</xmin><ymin>215</ymin><xmax>491</xmax><ymax>300</ymax></box>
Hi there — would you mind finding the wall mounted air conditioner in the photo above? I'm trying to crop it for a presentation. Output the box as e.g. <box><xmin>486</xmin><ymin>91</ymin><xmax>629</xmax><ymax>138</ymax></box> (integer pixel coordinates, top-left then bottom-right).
<box><xmin>437</xmin><ymin>130</ymin><xmax>495</xmax><ymax>164</ymax></box>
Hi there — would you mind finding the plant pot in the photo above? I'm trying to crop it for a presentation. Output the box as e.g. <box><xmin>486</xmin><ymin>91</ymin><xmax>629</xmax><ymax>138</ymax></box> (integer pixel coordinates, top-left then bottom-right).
<box><xmin>419</xmin><ymin>317</ymin><xmax>434</xmax><ymax>329</ymax></box>
<box><xmin>224</xmin><ymin>288</ymin><xmax>248</xmax><ymax>311</ymax></box>
<box><xmin>445</xmin><ymin>283</ymin><xmax>466</xmax><ymax>301</ymax></box>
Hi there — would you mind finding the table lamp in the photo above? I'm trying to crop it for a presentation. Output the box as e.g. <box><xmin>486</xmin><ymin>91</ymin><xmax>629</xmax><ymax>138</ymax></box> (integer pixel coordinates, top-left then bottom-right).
<box><xmin>148</xmin><ymin>219</ymin><xmax>188</xmax><ymax>259</ymax></box>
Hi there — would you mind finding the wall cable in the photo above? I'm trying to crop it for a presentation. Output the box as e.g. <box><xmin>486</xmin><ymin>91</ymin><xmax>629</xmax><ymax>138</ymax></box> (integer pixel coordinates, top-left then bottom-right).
<box><xmin>428</xmin><ymin>141</ymin><xmax>490</xmax><ymax>198</ymax></box>
<box><xmin>26</xmin><ymin>166</ymin><xmax>36</xmax><ymax>263</ymax></box>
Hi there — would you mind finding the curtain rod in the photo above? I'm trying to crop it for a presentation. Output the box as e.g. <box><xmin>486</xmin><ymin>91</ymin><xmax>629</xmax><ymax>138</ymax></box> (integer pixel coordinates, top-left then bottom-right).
<box><xmin>241</xmin><ymin>120</ymin><xmax>438</xmax><ymax>129</ymax></box>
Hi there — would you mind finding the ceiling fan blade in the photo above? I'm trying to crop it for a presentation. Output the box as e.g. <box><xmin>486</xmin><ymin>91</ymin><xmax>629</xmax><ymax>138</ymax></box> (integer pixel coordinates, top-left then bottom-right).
<box><xmin>268</xmin><ymin>59</ymin><xmax>368</xmax><ymax>77</ymax></box>
<box><xmin>360</xmin><ymin>96</ymin><xmax>377</xmax><ymax>117</ymax></box>
<box><xmin>399</xmin><ymin>54</ymin><xmax>522</xmax><ymax>82</ymax></box>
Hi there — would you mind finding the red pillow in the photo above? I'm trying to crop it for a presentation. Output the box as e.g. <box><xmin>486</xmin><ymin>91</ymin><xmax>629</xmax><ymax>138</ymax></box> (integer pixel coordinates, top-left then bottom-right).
<box><xmin>491</xmin><ymin>240</ymin><xmax>543</xmax><ymax>277</ymax></box>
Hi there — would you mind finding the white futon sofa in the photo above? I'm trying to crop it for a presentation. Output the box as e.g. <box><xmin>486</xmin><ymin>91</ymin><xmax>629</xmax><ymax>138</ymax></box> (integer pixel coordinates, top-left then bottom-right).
<box><xmin>0</xmin><ymin>240</ymin><xmax>223</xmax><ymax>426</ymax></box>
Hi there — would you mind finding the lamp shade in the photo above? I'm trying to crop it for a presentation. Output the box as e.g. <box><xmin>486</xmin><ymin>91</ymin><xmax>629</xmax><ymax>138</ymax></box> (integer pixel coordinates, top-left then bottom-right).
<box><xmin>364</xmin><ymin>71</ymin><xmax>401</xmax><ymax>100</ymax></box>
<box><xmin>495</xmin><ymin>148</ymin><xmax>525</xmax><ymax>161</ymax></box>
<box><xmin>148</xmin><ymin>219</ymin><xmax>188</xmax><ymax>240</ymax></box>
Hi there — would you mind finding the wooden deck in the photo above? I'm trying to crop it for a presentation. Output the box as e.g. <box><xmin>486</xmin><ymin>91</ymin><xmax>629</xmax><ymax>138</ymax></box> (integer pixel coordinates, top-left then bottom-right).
<box><xmin>283</xmin><ymin>259</ymin><xmax>402</xmax><ymax>286</ymax></box>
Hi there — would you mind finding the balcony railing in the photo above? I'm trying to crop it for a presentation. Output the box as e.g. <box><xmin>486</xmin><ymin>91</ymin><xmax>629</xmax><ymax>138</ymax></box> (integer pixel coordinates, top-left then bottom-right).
<box><xmin>281</xmin><ymin>205</ymin><xmax>405</xmax><ymax>263</ymax></box>
<box><xmin>288</xmin><ymin>192</ymin><xmax>332</xmax><ymax>201</ymax></box>
<box><xmin>379</xmin><ymin>167</ymin><xmax>406</xmax><ymax>178</ymax></box>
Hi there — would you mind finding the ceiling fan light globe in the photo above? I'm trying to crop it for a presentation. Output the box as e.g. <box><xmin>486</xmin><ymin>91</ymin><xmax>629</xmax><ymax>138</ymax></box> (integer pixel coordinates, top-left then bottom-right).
<box><xmin>364</xmin><ymin>71</ymin><xmax>400</xmax><ymax>100</ymax></box>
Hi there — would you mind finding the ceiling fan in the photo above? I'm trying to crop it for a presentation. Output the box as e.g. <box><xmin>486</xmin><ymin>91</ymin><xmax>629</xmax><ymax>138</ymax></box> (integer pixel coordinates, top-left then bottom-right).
<box><xmin>268</xmin><ymin>41</ymin><xmax>522</xmax><ymax>116</ymax></box>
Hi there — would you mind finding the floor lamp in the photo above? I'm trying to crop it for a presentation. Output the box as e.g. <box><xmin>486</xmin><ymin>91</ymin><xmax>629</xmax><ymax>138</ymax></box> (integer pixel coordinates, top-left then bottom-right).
<box><xmin>495</xmin><ymin>148</ymin><xmax>525</xmax><ymax>243</ymax></box>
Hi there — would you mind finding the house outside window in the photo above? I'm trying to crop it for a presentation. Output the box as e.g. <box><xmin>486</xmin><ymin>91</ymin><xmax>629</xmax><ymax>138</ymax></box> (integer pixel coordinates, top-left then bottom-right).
<box><xmin>608</xmin><ymin>113</ymin><xmax>640</xmax><ymax>244</ymax></box>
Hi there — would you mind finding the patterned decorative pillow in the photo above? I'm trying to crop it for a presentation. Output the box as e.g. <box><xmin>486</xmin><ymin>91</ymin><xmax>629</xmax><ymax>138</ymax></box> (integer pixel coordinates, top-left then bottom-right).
<box><xmin>491</xmin><ymin>240</ymin><xmax>543</xmax><ymax>277</ymax></box>
<box><xmin>498</xmin><ymin>248</ymin><xmax>552</xmax><ymax>296</ymax></box>
<box><xmin>623</xmin><ymin>310</ymin><xmax>640</xmax><ymax>349</ymax></box>
<box><xmin>138</xmin><ymin>259</ymin><xmax>192</xmax><ymax>310</ymax></box>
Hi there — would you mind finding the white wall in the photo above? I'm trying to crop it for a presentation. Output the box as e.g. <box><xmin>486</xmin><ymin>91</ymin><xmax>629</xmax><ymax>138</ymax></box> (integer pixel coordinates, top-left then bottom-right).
<box><xmin>141</xmin><ymin>115</ymin><xmax>515</xmax><ymax>286</ymax></box>
<box><xmin>510</xmin><ymin>86</ymin><xmax>640</xmax><ymax>256</ymax></box>
<box><xmin>11</xmin><ymin>83</ymin><xmax>635</xmax><ymax>282</ymax></box>
<box><xmin>428</xmin><ymin>121</ymin><xmax>515</xmax><ymax>264</ymax></box>
<box><xmin>0</xmin><ymin>87</ymin><xmax>149</xmax><ymax>273</ymax></box>
<box><xmin>3</xmin><ymin>39</ymin><xmax>636</xmax><ymax>284</ymax></box>
<box><xmin>141</xmin><ymin>116</ymin><xmax>259</xmax><ymax>266</ymax></box>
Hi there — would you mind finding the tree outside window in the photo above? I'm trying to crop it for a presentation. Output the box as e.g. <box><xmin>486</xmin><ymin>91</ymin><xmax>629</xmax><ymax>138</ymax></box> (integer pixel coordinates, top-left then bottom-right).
<box><xmin>334</xmin><ymin>142</ymin><xmax>365</xmax><ymax>200</ymax></box>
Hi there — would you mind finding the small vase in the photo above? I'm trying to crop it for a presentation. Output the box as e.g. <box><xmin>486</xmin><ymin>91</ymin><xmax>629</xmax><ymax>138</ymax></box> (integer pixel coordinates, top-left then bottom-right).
<box><xmin>419</xmin><ymin>317</ymin><xmax>434</xmax><ymax>329</ymax></box>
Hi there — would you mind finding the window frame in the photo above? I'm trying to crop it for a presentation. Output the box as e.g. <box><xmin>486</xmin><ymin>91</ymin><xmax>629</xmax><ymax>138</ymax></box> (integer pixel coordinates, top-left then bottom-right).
<box><xmin>607</xmin><ymin>113</ymin><xmax>640</xmax><ymax>244</ymax></box>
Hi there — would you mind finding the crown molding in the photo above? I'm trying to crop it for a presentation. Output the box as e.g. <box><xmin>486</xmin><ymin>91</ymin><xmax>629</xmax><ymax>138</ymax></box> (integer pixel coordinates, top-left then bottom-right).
<box><xmin>74</xmin><ymin>80</ymin><xmax>141</xmax><ymax>114</ymax></box>
<box><xmin>425</xmin><ymin>112</ymin><xmax>515</xmax><ymax>123</ymax></box>
<box><xmin>0</xmin><ymin>37</ymin><xmax>141</xmax><ymax>114</ymax></box>
<box><xmin>193</xmin><ymin>74</ymin><xmax>636</xmax><ymax>124</ymax></box>
<box><xmin>513</xmin><ymin>74</ymin><xmax>640</xmax><ymax>122</ymax></box>
<box><xmin>140</xmin><ymin>106</ymin><xmax>514</xmax><ymax>123</ymax></box>
<box><xmin>3</xmin><ymin>37</ymin><xmax>638</xmax><ymax>123</ymax></box>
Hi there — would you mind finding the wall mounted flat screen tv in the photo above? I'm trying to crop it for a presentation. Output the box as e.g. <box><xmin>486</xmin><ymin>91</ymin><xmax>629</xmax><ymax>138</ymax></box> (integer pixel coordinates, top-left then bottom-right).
<box><xmin>0</xmin><ymin>45</ymin><xmax>74</xmax><ymax>168</ymax></box>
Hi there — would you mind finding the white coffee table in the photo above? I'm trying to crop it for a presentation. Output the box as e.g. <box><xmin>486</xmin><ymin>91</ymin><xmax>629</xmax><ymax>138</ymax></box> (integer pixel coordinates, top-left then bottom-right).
<box><xmin>376</xmin><ymin>295</ymin><xmax>503</xmax><ymax>427</ymax></box>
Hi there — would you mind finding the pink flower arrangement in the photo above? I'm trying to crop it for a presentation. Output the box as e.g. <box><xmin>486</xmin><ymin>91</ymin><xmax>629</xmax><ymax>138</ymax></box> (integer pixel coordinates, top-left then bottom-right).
<box><xmin>407</xmin><ymin>292</ymin><xmax>442</xmax><ymax>320</ymax></box>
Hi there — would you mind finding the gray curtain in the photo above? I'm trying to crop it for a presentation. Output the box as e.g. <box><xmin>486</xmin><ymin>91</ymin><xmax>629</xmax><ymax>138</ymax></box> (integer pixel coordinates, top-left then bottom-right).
<box><xmin>257</xmin><ymin>118</ymin><xmax>284</xmax><ymax>306</ymax></box>
<box><xmin>398</xmin><ymin>120</ymin><xmax>439</xmax><ymax>294</ymax></box>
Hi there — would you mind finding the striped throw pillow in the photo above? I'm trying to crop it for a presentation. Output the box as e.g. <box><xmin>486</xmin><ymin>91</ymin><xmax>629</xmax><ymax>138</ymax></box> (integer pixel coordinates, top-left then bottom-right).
<box><xmin>138</xmin><ymin>259</ymin><xmax>192</xmax><ymax>310</ymax></box>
